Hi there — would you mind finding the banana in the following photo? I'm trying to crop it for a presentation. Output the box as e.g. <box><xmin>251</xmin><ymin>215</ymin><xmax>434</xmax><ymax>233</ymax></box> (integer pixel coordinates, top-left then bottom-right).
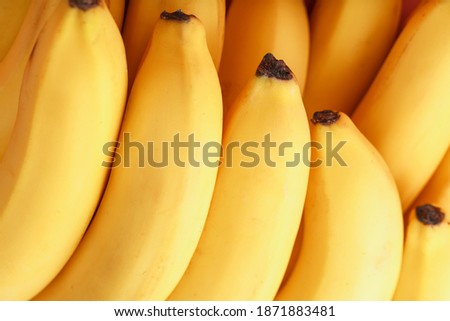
<box><xmin>0</xmin><ymin>0</ymin><xmax>32</xmax><ymax>63</ymax></box>
<box><xmin>219</xmin><ymin>0</ymin><xmax>310</xmax><ymax>114</ymax></box>
<box><xmin>351</xmin><ymin>0</ymin><xmax>450</xmax><ymax>211</ymax></box>
<box><xmin>0</xmin><ymin>0</ymin><xmax>61</xmax><ymax>159</ymax></box>
<box><xmin>168</xmin><ymin>53</ymin><xmax>310</xmax><ymax>301</ymax></box>
<box><xmin>0</xmin><ymin>0</ymin><xmax>127</xmax><ymax>300</ymax></box>
<box><xmin>105</xmin><ymin>0</ymin><xmax>125</xmax><ymax>30</ymax></box>
<box><xmin>393</xmin><ymin>149</ymin><xmax>450</xmax><ymax>300</ymax></box>
<box><xmin>303</xmin><ymin>0</ymin><xmax>401</xmax><ymax>117</ymax></box>
<box><xmin>35</xmin><ymin>10</ymin><xmax>222</xmax><ymax>300</ymax></box>
<box><xmin>122</xmin><ymin>0</ymin><xmax>225</xmax><ymax>89</ymax></box>
<box><xmin>276</xmin><ymin>110</ymin><xmax>403</xmax><ymax>300</ymax></box>
<box><xmin>393</xmin><ymin>205</ymin><xmax>450</xmax><ymax>300</ymax></box>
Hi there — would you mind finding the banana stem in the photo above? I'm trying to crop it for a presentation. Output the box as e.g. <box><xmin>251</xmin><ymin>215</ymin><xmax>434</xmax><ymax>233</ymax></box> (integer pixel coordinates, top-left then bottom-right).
<box><xmin>255</xmin><ymin>53</ymin><xmax>293</xmax><ymax>80</ymax></box>
<box><xmin>311</xmin><ymin>110</ymin><xmax>340</xmax><ymax>125</ymax></box>
<box><xmin>160</xmin><ymin>10</ymin><xmax>193</xmax><ymax>22</ymax></box>
<box><xmin>69</xmin><ymin>0</ymin><xmax>99</xmax><ymax>11</ymax></box>
<box><xmin>416</xmin><ymin>204</ymin><xmax>445</xmax><ymax>226</ymax></box>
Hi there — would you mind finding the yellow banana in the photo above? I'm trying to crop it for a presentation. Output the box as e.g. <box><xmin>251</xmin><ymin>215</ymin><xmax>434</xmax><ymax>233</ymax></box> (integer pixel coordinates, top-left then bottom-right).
<box><xmin>168</xmin><ymin>53</ymin><xmax>310</xmax><ymax>301</ymax></box>
<box><xmin>0</xmin><ymin>0</ymin><xmax>61</xmax><ymax>159</ymax></box>
<box><xmin>219</xmin><ymin>0</ymin><xmax>310</xmax><ymax>114</ymax></box>
<box><xmin>35</xmin><ymin>10</ymin><xmax>222</xmax><ymax>300</ymax></box>
<box><xmin>0</xmin><ymin>0</ymin><xmax>32</xmax><ymax>63</ymax></box>
<box><xmin>393</xmin><ymin>149</ymin><xmax>450</xmax><ymax>300</ymax></box>
<box><xmin>122</xmin><ymin>0</ymin><xmax>225</xmax><ymax>89</ymax></box>
<box><xmin>276</xmin><ymin>110</ymin><xmax>403</xmax><ymax>300</ymax></box>
<box><xmin>303</xmin><ymin>0</ymin><xmax>401</xmax><ymax>117</ymax></box>
<box><xmin>352</xmin><ymin>0</ymin><xmax>450</xmax><ymax>211</ymax></box>
<box><xmin>0</xmin><ymin>0</ymin><xmax>127</xmax><ymax>300</ymax></box>
<box><xmin>394</xmin><ymin>205</ymin><xmax>450</xmax><ymax>300</ymax></box>
<box><xmin>105</xmin><ymin>0</ymin><xmax>125</xmax><ymax>30</ymax></box>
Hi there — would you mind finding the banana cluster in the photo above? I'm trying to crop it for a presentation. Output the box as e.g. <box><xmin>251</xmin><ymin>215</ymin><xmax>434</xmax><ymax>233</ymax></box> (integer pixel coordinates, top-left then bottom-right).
<box><xmin>0</xmin><ymin>0</ymin><xmax>449</xmax><ymax>301</ymax></box>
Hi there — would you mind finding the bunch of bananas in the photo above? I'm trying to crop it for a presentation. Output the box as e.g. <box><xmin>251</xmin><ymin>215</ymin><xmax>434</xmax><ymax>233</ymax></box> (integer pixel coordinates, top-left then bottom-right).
<box><xmin>0</xmin><ymin>0</ymin><xmax>448</xmax><ymax>301</ymax></box>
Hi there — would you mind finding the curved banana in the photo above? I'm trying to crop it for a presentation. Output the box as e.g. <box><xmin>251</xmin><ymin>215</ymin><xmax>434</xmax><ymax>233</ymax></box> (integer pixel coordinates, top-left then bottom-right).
<box><xmin>219</xmin><ymin>0</ymin><xmax>309</xmax><ymax>114</ymax></box>
<box><xmin>352</xmin><ymin>0</ymin><xmax>450</xmax><ymax>211</ymax></box>
<box><xmin>35</xmin><ymin>10</ymin><xmax>222</xmax><ymax>301</ymax></box>
<box><xmin>393</xmin><ymin>149</ymin><xmax>450</xmax><ymax>300</ymax></box>
<box><xmin>0</xmin><ymin>0</ymin><xmax>32</xmax><ymax>63</ymax></box>
<box><xmin>303</xmin><ymin>0</ymin><xmax>401</xmax><ymax>117</ymax></box>
<box><xmin>122</xmin><ymin>0</ymin><xmax>225</xmax><ymax>89</ymax></box>
<box><xmin>105</xmin><ymin>0</ymin><xmax>125</xmax><ymax>30</ymax></box>
<box><xmin>276</xmin><ymin>110</ymin><xmax>403</xmax><ymax>300</ymax></box>
<box><xmin>168</xmin><ymin>53</ymin><xmax>310</xmax><ymax>301</ymax></box>
<box><xmin>0</xmin><ymin>0</ymin><xmax>61</xmax><ymax>159</ymax></box>
<box><xmin>393</xmin><ymin>205</ymin><xmax>450</xmax><ymax>300</ymax></box>
<box><xmin>0</xmin><ymin>0</ymin><xmax>127</xmax><ymax>300</ymax></box>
